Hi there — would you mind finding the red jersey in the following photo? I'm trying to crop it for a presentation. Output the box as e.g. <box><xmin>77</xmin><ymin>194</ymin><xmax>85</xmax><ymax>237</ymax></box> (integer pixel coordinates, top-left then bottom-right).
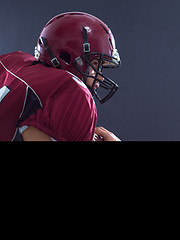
<box><xmin>0</xmin><ymin>51</ymin><xmax>97</xmax><ymax>141</ymax></box>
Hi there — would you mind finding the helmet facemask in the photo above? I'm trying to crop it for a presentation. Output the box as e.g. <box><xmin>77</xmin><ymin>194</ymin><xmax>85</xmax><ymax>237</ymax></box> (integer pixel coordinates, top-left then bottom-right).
<box><xmin>73</xmin><ymin>51</ymin><xmax>120</xmax><ymax>104</ymax></box>
<box><xmin>73</xmin><ymin>27</ymin><xmax>121</xmax><ymax>104</ymax></box>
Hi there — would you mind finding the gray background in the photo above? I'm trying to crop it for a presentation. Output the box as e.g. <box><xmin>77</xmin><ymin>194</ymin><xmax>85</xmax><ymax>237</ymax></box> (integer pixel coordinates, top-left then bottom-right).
<box><xmin>0</xmin><ymin>0</ymin><xmax>180</xmax><ymax>141</ymax></box>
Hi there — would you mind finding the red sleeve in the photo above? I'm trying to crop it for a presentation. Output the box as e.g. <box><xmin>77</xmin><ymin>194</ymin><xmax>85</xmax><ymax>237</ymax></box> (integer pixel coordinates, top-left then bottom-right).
<box><xmin>50</xmin><ymin>89</ymin><xmax>97</xmax><ymax>141</ymax></box>
<box><xmin>21</xmin><ymin>84</ymin><xmax>97</xmax><ymax>141</ymax></box>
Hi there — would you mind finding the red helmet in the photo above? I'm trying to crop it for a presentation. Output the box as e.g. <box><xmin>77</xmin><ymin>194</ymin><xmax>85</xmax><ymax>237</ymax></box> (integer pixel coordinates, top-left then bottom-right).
<box><xmin>34</xmin><ymin>12</ymin><xmax>121</xmax><ymax>103</ymax></box>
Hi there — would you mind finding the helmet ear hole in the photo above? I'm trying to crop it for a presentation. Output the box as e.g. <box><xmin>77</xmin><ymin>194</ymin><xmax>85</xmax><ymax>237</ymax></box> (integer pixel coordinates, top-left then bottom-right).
<box><xmin>59</xmin><ymin>52</ymin><xmax>71</xmax><ymax>64</ymax></box>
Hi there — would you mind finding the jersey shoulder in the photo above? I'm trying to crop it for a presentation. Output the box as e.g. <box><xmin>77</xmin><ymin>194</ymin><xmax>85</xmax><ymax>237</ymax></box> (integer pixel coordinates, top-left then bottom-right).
<box><xmin>0</xmin><ymin>51</ymin><xmax>92</xmax><ymax>103</ymax></box>
<box><xmin>0</xmin><ymin>51</ymin><xmax>35</xmax><ymax>65</ymax></box>
<box><xmin>19</xmin><ymin>69</ymin><xmax>97</xmax><ymax>141</ymax></box>
<box><xmin>64</xmin><ymin>70</ymin><xmax>90</xmax><ymax>96</ymax></box>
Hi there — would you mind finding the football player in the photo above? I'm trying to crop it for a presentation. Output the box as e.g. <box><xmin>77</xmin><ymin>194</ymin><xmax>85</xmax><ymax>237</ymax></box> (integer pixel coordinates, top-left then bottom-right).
<box><xmin>0</xmin><ymin>12</ymin><xmax>121</xmax><ymax>141</ymax></box>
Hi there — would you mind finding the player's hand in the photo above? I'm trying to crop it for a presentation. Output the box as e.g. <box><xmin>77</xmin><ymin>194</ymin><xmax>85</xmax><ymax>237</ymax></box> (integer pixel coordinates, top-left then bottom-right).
<box><xmin>95</xmin><ymin>127</ymin><xmax>121</xmax><ymax>141</ymax></box>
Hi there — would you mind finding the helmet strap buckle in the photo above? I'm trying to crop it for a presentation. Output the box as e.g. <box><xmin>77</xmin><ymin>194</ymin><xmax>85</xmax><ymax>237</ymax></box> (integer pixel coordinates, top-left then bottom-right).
<box><xmin>82</xmin><ymin>27</ymin><xmax>90</xmax><ymax>53</ymax></box>
<box><xmin>83</xmin><ymin>43</ymin><xmax>90</xmax><ymax>53</ymax></box>
<box><xmin>51</xmin><ymin>57</ymin><xmax>60</xmax><ymax>67</ymax></box>
<box><xmin>40</xmin><ymin>37</ymin><xmax>60</xmax><ymax>68</ymax></box>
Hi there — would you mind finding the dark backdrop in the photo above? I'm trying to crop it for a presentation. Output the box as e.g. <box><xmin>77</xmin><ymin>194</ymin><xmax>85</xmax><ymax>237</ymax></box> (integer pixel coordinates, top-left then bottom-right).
<box><xmin>1</xmin><ymin>0</ymin><xmax>180</xmax><ymax>141</ymax></box>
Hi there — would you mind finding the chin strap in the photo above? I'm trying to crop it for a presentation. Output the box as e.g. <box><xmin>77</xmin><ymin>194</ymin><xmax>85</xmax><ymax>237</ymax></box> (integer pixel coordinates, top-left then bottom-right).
<box><xmin>40</xmin><ymin>37</ymin><xmax>60</xmax><ymax>68</ymax></box>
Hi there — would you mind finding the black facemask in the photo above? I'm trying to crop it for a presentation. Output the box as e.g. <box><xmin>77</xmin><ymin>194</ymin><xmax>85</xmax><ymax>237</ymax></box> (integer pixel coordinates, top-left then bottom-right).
<box><xmin>73</xmin><ymin>27</ymin><xmax>121</xmax><ymax>104</ymax></box>
<box><xmin>73</xmin><ymin>51</ymin><xmax>120</xmax><ymax>104</ymax></box>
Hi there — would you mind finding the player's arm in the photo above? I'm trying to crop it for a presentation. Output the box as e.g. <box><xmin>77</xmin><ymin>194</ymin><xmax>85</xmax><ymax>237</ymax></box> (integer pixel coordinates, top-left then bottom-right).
<box><xmin>22</xmin><ymin>126</ymin><xmax>52</xmax><ymax>141</ymax></box>
<box><xmin>21</xmin><ymin>126</ymin><xmax>120</xmax><ymax>142</ymax></box>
